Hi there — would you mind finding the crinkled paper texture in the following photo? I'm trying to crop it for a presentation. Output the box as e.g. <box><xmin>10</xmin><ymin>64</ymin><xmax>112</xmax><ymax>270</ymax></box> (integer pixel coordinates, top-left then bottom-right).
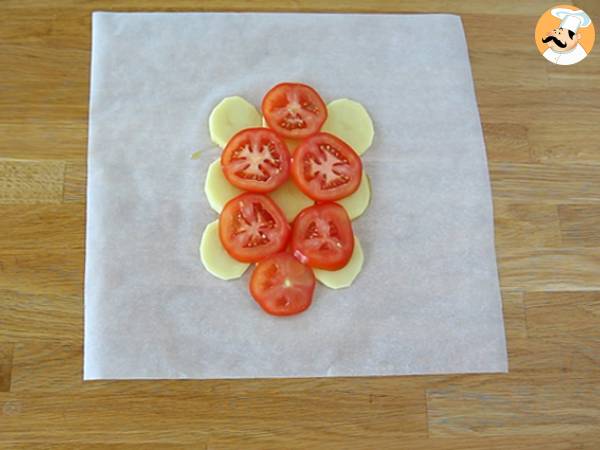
<box><xmin>84</xmin><ymin>12</ymin><xmax>508</xmax><ymax>379</ymax></box>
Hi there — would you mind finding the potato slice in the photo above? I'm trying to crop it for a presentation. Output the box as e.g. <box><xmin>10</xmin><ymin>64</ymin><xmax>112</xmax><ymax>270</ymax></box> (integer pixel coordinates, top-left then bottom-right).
<box><xmin>200</xmin><ymin>220</ymin><xmax>249</xmax><ymax>280</ymax></box>
<box><xmin>314</xmin><ymin>236</ymin><xmax>364</xmax><ymax>289</ymax></box>
<box><xmin>209</xmin><ymin>96</ymin><xmax>262</xmax><ymax>148</ymax></box>
<box><xmin>338</xmin><ymin>173</ymin><xmax>371</xmax><ymax>220</ymax></box>
<box><xmin>268</xmin><ymin>178</ymin><xmax>314</xmax><ymax>222</ymax></box>
<box><xmin>204</xmin><ymin>158</ymin><xmax>242</xmax><ymax>213</ymax></box>
<box><xmin>321</xmin><ymin>98</ymin><xmax>374</xmax><ymax>155</ymax></box>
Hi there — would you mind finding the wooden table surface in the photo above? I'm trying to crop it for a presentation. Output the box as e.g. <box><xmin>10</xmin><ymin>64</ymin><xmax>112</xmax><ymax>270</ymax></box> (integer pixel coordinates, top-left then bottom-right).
<box><xmin>2</xmin><ymin>0</ymin><xmax>600</xmax><ymax>448</ymax></box>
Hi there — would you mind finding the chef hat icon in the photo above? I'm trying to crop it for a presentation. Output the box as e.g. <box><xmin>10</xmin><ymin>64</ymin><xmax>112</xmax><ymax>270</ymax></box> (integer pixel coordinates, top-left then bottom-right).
<box><xmin>551</xmin><ymin>8</ymin><xmax>592</xmax><ymax>33</ymax></box>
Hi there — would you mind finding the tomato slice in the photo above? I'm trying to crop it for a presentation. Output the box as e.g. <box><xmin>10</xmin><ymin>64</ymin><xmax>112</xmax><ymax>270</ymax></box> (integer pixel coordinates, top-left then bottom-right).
<box><xmin>290</xmin><ymin>132</ymin><xmax>362</xmax><ymax>202</ymax></box>
<box><xmin>219</xmin><ymin>193</ymin><xmax>290</xmax><ymax>263</ymax></box>
<box><xmin>262</xmin><ymin>83</ymin><xmax>327</xmax><ymax>140</ymax></box>
<box><xmin>291</xmin><ymin>203</ymin><xmax>354</xmax><ymax>270</ymax></box>
<box><xmin>250</xmin><ymin>252</ymin><xmax>316</xmax><ymax>316</ymax></box>
<box><xmin>222</xmin><ymin>128</ymin><xmax>291</xmax><ymax>193</ymax></box>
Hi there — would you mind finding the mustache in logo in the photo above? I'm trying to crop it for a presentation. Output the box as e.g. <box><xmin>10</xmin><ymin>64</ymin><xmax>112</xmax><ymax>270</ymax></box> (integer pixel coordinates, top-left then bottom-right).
<box><xmin>542</xmin><ymin>35</ymin><xmax>567</xmax><ymax>48</ymax></box>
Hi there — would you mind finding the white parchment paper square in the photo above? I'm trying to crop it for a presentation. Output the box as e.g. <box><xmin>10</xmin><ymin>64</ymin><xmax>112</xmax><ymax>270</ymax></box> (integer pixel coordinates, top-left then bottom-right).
<box><xmin>84</xmin><ymin>12</ymin><xmax>508</xmax><ymax>379</ymax></box>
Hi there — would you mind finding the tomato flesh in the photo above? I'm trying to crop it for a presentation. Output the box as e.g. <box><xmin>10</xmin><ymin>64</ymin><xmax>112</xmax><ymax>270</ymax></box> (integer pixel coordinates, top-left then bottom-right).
<box><xmin>219</xmin><ymin>193</ymin><xmax>290</xmax><ymax>263</ymax></box>
<box><xmin>291</xmin><ymin>132</ymin><xmax>362</xmax><ymax>202</ymax></box>
<box><xmin>262</xmin><ymin>83</ymin><xmax>327</xmax><ymax>140</ymax></box>
<box><xmin>291</xmin><ymin>203</ymin><xmax>354</xmax><ymax>270</ymax></box>
<box><xmin>222</xmin><ymin>128</ymin><xmax>290</xmax><ymax>193</ymax></box>
<box><xmin>250</xmin><ymin>252</ymin><xmax>316</xmax><ymax>316</ymax></box>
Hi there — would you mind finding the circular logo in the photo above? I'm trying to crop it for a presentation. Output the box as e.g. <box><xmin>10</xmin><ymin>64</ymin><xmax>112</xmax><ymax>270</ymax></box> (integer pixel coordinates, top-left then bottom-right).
<box><xmin>535</xmin><ymin>4</ymin><xmax>595</xmax><ymax>65</ymax></box>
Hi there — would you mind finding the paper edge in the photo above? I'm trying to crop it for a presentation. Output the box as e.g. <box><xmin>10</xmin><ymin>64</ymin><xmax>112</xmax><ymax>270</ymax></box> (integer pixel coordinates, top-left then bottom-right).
<box><xmin>83</xmin><ymin>12</ymin><xmax>102</xmax><ymax>381</ymax></box>
<box><xmin>453</xmin><ymin>15</ymin><xmax>510</xmax><ymax>371</ymax></box>
<box><xmin>91</xmin><ymin>11</ymin><xmax>464</xmax><ymax>19</ymax></box>
<box><xmin>84</xmin><ymin>366</ymin><xmax>508</xmax><ymax>381</ymax></box>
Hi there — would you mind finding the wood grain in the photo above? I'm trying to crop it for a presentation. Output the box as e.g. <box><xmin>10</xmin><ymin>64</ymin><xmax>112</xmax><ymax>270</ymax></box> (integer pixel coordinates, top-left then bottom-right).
<box><xmin>0</xmin><ymin>160</ymin><xmax>64</xmax><ymax>204</ymax></box>
<box><xmin>0</xmin><ymin>344</ymin><xmax>14</xmax><ymax>392</ymax></box>
<box><xmin>1</xmin><ymin>0</ymin><xmax>600</xmax><ymax>448</ymax></box>
<box><xmin>558</xmin><ymin>205</ymin><xmax>600</xmax><ymax>246</ymax></box>
<box><xmin>427</xmin><ymin>374</ymin><xmax>600</xmax><ymax>437</ymax></box>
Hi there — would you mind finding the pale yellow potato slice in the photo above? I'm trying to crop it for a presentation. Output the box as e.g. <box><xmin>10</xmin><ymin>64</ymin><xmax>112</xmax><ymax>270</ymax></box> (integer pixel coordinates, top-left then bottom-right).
<box><xmin>314</xmin><ymin>236</ymin><xmax>364</xmax><ymax>289</ymax></box>
<box><xmin>338</xmin><ymin>173</ymin><xmax>371</xmax><ymax>220</ymax></box>
<box><xmin>268</xmin><ymin>178</ymin><xmax>314</xmax><ymax>222</ymax></box>
<box><xmin>261</xmin><ymin>116</ymin><xmax>299</xmax><ymax>153</ymax></box>
<box><xmin>321</xmin><ymin>98</ymin><xmax>374</xmax><ymax>155</ymax></box>
<box><xmin>204</xmin><ymin>158</ymin><xmax>242</xmax><ymax>213</ymax></box>
<box><xmin>209</xmin><ymin>96</ymin><xmax>262</xmax><ymax>148</ymax></box>
<box><xmin>200</xmin><ymin>220</ymin><xmax>249</xmax><ymax>280</ymax></box>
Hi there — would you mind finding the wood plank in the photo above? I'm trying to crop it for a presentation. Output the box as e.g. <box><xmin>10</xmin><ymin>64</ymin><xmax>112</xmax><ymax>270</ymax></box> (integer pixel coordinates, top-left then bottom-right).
<box><xmin>10</xmin><ymin>343</ymin><xmax>82</xmax><ymax>393</ymax></box>
<box><xmin>461</xmin><ymin>14</ymin><xmax>544</xmax><ymax>53</ymax></box>
<box><xmin>0</xmin><ymin>343</ymin><xmax>14</xmax><ymax>392</ymax></box>
<box><xmin>0</xmin><ymin>387</ymin><xmax>426</xmax><ymax>443</ymax></box>
<box><xmin>63</xmin><ymin>160</ymin><xmax>86</xmax><ymax>203</ymax></box>
<box><xmin>493</xmin><ymin>201</ymin><xmax>561</xmax><ymax>253</ymax></box>
<box><xmin>0</xmin><ymin>1</ymin><xmax>562</xmax><ymax>15</ymax></box>
<box><xmin>0</xmin><ymin>251</ymin><xmax>84</xmax><ymax>297</ymax></box>
<box><xmin>0</xmin><ymin>204</ymin><xmax>84</xmax><ymax>252</ymax></box>
<box><xmin>0</xmin><ymin>290</ymin><xmax>82</xmax><ymax>343</ymax></box>
<box><xmin>509</xmin><ymin>292</ymin><xmax>600</xmax><ymax>375</ymax></box>
<box><xmin>498</xmin><ymin>248</ymin><xmax>600</xmax><ymax>291</ymax></box>
<box><xmin>500</xmin><ymin>290</ymin><xmax>526</xmax><ymax>340</ymax></box>
<box><xmin>9</xmin><ymin>343</ymin><xmax>84</xmax><ymax>393</ymax></box>
<box><xmin>529</xmin><ymin>123</ymin><xmax>600</xmax><ymax>165</ymax></box>
<box><xmin>483</xmin><ymin>123</ymin><xmax>532</xmax><ymax>162</ymax></box>
<box><xmin>207</xmin><ymin>433</ymin><xmax>597</xmax><ymax>450</ymax></box>
<box><xmin>0</xmin><ymin>44</ymin><xmax>88</xmax><ymax>82</ymax></box>
<box><xmin>546</xmin><ymin>51</ymin><xmax>600</xmax><ymax>86</ymax></box>
<box><xmin>525</xmin><ymin>291</ymin><xmax>600</xmax><ymax>338</ymax></box>
<box><xmin>427</xmin><ymin>374</ymin><xmax>600</xmax><ymax>438</ymax></box>
<box><xmin>490</xmin><ymin>162</ymin><xmax>600</xmax><ymax>204</ymax></box>
<box><xmin>0</xmin><ymin>446</ymin><xmax>186</xmax><ymax>450</ymax></box>
<box><xmin>1</xmin><ymin>435</ymin><xmax>598</xmax><ymax>450</ymax></box>
<box><xmin>0</xmin><ymin>82</ymin><xmax>88</xmax><ymax>125</ymax></box>
<box><xmin>558</xmin><ymin>205</ymin><xmax>600</xmax><ymax>247</ymax></box>
<box><xmin>0</xmin><ymin>160</ymin><xmax>65</xmax><ymax>204</ymax></box>
<box><xmin>508</xmin><ymin>336</ymin><xmax>600</xmax><ymax>374</ymax></box>
<box><xmin>0</xmin><ymin>10</ymin><xmax>91</xmax><ymax>49</ymax></box>
<box><xmin>0</xmin><ymin>122</ymin><xmax>87</xmax><ymax>161</ymax></box>
<box><xmin>509</xmin><ymin>291</ymin><xmax>600</xmax><ymax>373</ymax></box>
<box><xmin>471</xmin><ymin>51</ymin><xmax>549</xmax><ymax>89</ymax></box>
<box><xmin>478</xmin><ymin>88</ymin><xmax>600</xmax><ymax>125</ymax></box>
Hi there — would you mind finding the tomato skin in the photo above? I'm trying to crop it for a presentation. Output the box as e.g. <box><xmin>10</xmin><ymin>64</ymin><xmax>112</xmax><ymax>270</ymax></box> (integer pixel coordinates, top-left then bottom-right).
<box><xmin>250</xmin><ymin>252</ymin><xmax>316</xmax><ymax>316</ymax></box>
<box><xmin>290</xmin><ymin>132</ymin><xmax>362</xmax><ymax>202</ymax></box>
<box><xmin>291</xmin><ymin>203</ymin><xmax>354</xmax><ymax>271</ymax></box>
<box><xmin>221</xmin><ymin>128</ymin><xmax>291</xmax><ymax>193</ymax></box>
<box><xmin>219</xmin><ymin>193</ymin><xmax>291</xmax><ymax>263</ymax></box>
<box><xmin>262</xmin><ymin>82</ymin><xmax>328</xmax><ymax>140</ymax></box>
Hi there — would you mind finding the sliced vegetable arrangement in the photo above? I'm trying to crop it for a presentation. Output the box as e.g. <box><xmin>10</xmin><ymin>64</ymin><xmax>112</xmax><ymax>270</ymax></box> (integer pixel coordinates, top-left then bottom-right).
<box><xmin>200</xmin><ymin>82</ymin><xmax>374</xmax><ymax>316</ymax></box>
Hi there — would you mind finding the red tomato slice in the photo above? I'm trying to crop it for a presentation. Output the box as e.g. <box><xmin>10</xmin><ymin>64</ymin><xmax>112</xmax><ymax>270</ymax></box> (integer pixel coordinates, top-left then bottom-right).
<box><xmin>262</xmin><ymin>83</ymin><xmax>327</xmax><ymax>140</ymax></box>
<box><xmin>250</xmin><ymin>252</ymin><xmax>316</xmax><ymax>316</ymax></box>
<box><xmin>219</xmin><ymin>193</ymin><xmax>290</xmax><ymax>263</ymax></box>
<box><xmin>291</xmin><ymin>203</ymin><xmax>354</xmax><ymax>270</ymax></box>
<box><xmin>222</xmin><ymin>128</ymin><xmax>291</xmax><ymax>193</ymax></box>
<box><xmin>290</xmin><ymin>132</ymin><xmax>362</xmax><ymax>202</ymax></box>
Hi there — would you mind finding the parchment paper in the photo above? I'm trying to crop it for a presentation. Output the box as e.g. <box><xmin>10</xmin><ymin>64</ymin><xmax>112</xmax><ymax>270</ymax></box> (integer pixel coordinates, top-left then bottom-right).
<box><xmin>84</xmin><ymin>12</ymin><xmax>508</xmax><ymax>379</ymax></box>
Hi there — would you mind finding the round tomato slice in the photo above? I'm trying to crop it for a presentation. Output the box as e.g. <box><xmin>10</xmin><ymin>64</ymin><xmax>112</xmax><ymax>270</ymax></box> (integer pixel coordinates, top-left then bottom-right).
<box><xmin>222</xmin><ymin>128</ymin><xmax>291</xmax><ymax>193</ymax></box>
<box><xmin>219</xmin><ymin>193</ymin><xmax>290</xmax><ymax>263</ymax></box>
<box><xmin>291</xmin><ymin>203</ymin><xmax>354</xmax><ymax>270</ymax></box>
<box><xmin>291</xmin><ymin>132</ymin><xmax>362</xmax><ymax>202</ymax></box>
<box><xmin>250</xmin><ymin>252</ymin><xmax>316</xmax><ymax>316</ymax></box>
<box><xmin>262</xmin><ymin>82</ymin><xmax>327</xmax><ymax>140</ymax></box>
